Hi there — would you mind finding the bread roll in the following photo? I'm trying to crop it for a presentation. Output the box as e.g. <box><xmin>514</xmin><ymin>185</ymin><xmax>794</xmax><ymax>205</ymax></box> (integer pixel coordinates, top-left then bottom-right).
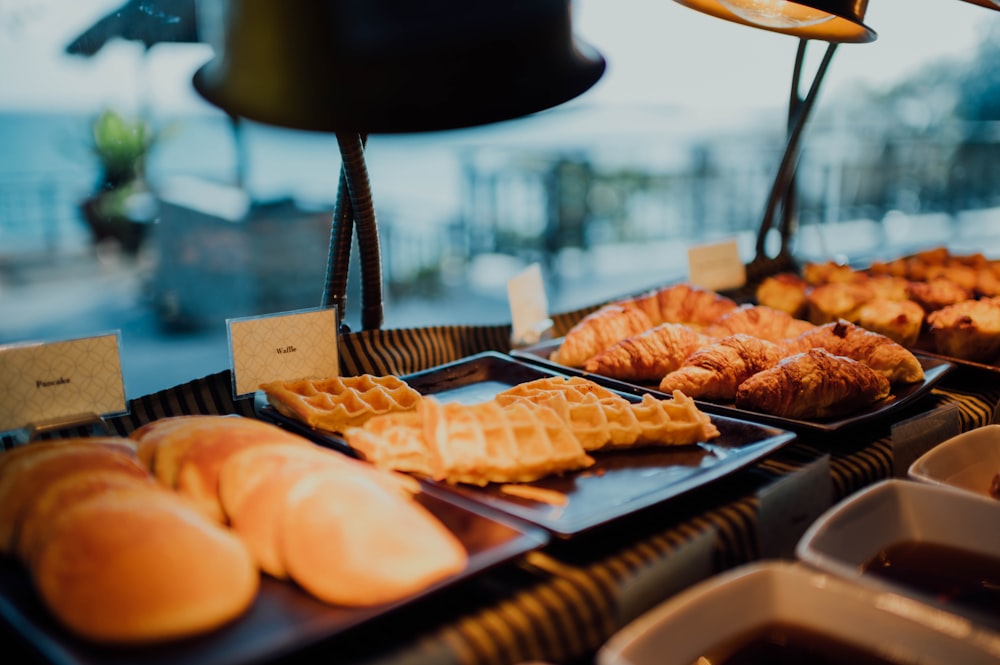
<box><xmin>0</xmin><ymin>441</ymin><xmax>148</xmax><ymax>554</ymax></box>
<box><xmin>132</xmin><ymin>415</ymin><xmax>309</xmax><ymax>522</ymax></box>
<box><xmin>31</xmin><ymin>486</ymin><xmax>258</xmax><ymax>644</ymax></box>
<box><xmin>16</xmin><ymin>469</ymin><xmax>157</xmax><ymax>567</ymax></box>
<box><xmin>279</xmin><ymin>468</ymin><xmax>467</xmax><ymax>607</ymax></box>
<box><xmin>221</xmin><ymin>445</ymin><xmax>347</xmax><ymax>578</ymax></box>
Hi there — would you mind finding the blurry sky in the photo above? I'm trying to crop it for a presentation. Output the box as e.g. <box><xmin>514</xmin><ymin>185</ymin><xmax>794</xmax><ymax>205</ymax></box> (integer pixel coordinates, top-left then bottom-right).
<box><xmin>0</xmin><ymin>0</ymin><xmax>997</xmax><ymax>117</ymax></box>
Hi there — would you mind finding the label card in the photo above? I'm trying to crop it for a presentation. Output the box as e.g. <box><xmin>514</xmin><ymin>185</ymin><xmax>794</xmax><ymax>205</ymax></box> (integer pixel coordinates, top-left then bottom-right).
<box><xmin>507</xmin><ymin>263</ymin><xmax>553</xmax><ymax>347</ymax></box>
<box><xmin>229</xmin><ymin>307</ymin><xmax>339</xmax><ymax>397</ymax></box>
<box><xmin>0</xmin><ymin>333</ymin><xmax>127</xmax><ymax>432</ymax></box>
<box><xmin>687</xmin><ymin>239</ymin><xmax>746</xmax><ymax>291</ymax></box>
<box><xmin>891</xmin><ymin>404</ymin><xmax>961</xmax><ymax>477</ymax></box>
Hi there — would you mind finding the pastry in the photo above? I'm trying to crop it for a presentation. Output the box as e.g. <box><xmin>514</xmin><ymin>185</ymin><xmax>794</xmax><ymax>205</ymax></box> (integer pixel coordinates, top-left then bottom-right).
<box><xmin>583</xmin><ymin>322</ymin><xmax>711</xmax><ymax>382</ymax></box>
<box><xmin>0</xmin><ymin>436</ymin><xmax>261</xmax><ymax>644</ymax></box>
<box><xmin>804</xmin><ymin>281</ymin><xmax>874</xmax><ymax>325</ymax></box>
<box><xmin>706</xmin><ymin>304</ymin><xmax>815</xmax><ymax>342</ymax></box>
<box><xmin>495</xmin><ymin>376</ymin><xmax>719</xmax><ymax>449</ymax></box>
<box><xmin>907</xmin><ymin>277</ymin><xmax>972</xmax><ymax>312</ymax></box>
<box><xmin>755</xmin><ymin>272</ymin><xmax>810</xmax><ymax>318</ymax></box>
<box><xmin>855</xmin><ymin>297</ymin><xmax>925</xmax><ymax>348</ymax></box>
<box><xmin>260</xmin><ymin>374</ymin><xmax>423</xmax><ymax>433</ymax></box>
<box><xmin>551</xmin><ymin>304</ymin><xmax>654</xmax><ymax>367</ymax></box>
<box><xmin>616</xmin><ymin>282</ymin><xmax>738</xmax><ymax>327</ymax></box>
<box><xmin>658</xmin><ymin>334</ymin><xmax>786</xmax><ymax>401</ymax></box>
<box><xmin>787</xmin><ymin>319</ymin><xmax>925</xmax><ymax>384</ymax></box>
<box><xmin>735</xmin><ymin>348</ymin><xmax>891</xmax><ymax>419</ymax></box>
<box><xmin>345</xmin><ymin>396</ymin><xmax>595</xmax><ymax>486</ymax></box>
<box><xmin>0</xmin><ymin>440</ymin><xmax>149</xmax><ymax>554</ymax></box>
<box><xmin>31</xmin><ymin>486</ymin><xmax>258</xmax><ymax>644</ymax></box>
<box><xmin>279</xmin><ymin>468</ymin><xmax>467</xmax><ymax>607</ymax></box>
<box><xmin>130</xmin><ymin>415</ymin><xmax>309</xmax><ymax>523</ymax></box>
<box><xmin>926</xmin><ymin>296</ymin><xmax>1000</xmax><ymax>363</ymax></box>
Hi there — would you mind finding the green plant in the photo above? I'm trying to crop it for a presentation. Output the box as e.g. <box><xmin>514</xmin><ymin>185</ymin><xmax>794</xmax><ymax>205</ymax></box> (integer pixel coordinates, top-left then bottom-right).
<box><xmin>90</xmin><ymin>108</ymin><xmax>154</xmax><ymax>188</ymax></box>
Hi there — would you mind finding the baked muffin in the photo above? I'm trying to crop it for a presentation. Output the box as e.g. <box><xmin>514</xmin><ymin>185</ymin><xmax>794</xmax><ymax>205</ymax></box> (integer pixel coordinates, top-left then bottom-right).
<box><xmin>856</xmin><ymin>298</ymin><xmax>925</xmax><ymax>348</ymax></box>
<box><xmin>926</xmin><ymin>296</ymin><xmax>1000</xmax><ymax>363</ymax></box>
<box><xmin>805</xmin><ymin>281</ymin><xmax>874</xmax><ymax>325</ymax></box>
<box><xmin>755</xmin><ymin>273</ymin><xmax>809</xmax><ymax>319</ymax></box>
<box><xmin>907</xmin><ymin>277</ymin><xmax>972</xmax><ymax>313</ymax></box>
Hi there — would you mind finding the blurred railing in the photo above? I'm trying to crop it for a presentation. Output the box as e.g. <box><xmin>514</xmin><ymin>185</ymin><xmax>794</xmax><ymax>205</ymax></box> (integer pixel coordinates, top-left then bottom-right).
<box><xmin>3</xmin><ymin>121</ymin><xmax>1000</xmax><ymax>326</ymax></box>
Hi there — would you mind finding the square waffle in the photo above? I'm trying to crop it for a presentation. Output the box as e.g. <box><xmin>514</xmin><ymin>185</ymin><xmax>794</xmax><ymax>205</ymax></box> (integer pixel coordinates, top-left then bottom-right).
<box><xmin>260</xmin><ymin>374</ymin><xmax>423</xmax><ymax>433</ymax></box>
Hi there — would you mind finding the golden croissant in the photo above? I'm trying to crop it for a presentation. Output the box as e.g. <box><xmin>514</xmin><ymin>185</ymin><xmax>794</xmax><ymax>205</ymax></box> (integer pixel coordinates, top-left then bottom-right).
<box><xmin>658</xmin><ymin>333</ymin><xmax>786</xmax><ymax>401</ymax></box>
<box><xmin>705</xmin><ymin>304</ymin><xmax>815</xmax><ymax>342</ymax></box>
<box><xmin>551</xmin><ymin>304</ymin><xmax>653</xmax><ymax>368</ymax></box>
<box><xmin>614</xmin><ymin>282</ymin><xmax>738</xmax><ymax>328</ymax></box>
<box><xmin>786</xmin><ymin>319</ymin><xmax>924</xmax><ymax>384</ymax></box>
<box><xmin>735</xmin><ymin>348</ymin><xmax>891</xmax><ymax>419</ymax></box>
<box><xmin>583</xmin><ymin>323</ymin><xmax>711</xmax><ymax>382</ymax></box>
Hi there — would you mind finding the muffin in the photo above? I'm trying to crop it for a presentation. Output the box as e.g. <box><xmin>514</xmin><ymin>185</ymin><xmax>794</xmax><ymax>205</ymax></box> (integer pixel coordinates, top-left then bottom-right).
<box><xmin>926</xmin><ymin>297</ymin><xmax>1000</xmax><ymax>363</ymax></box>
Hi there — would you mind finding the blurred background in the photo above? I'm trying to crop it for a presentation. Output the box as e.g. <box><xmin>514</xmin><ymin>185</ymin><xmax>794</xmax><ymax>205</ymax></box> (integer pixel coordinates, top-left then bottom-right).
<box><xmin>1</xmin><ymin>0</ymin><xmax>1000</xmax><ymax>397</ymax></box>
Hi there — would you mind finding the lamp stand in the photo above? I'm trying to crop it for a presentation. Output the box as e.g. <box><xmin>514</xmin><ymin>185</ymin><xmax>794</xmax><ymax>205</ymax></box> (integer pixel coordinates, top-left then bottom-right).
<box><xmin>322</xmin><ymin>133</ymin><xmax>384</xmax><ymax>331</ymax></box>
<box><xmin>746</xmin><ymin>38</ymin><xmax>838</xmax><ymax>283</ymax></box>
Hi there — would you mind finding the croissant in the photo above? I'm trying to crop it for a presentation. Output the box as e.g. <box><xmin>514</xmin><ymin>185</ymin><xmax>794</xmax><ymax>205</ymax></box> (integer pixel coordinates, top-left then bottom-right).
<box><xmin>787</xmin><ymin>319</ymin><xmax>925</xmax><ymax>384</ymax></box>
<box><xmin>551</xmin><ymin>304</ymin><xmax>653</xmax><ymax>368</ymax></box>
<box><xmin>658</xmin><ymin>334</ymin><xmax>786</xmax><ymax>401</ymax></box>
<box><xmin>735</xmin><ymin>348</ymin><xmax>891</xmax><ymax>419</ymax></box>
<box><xmin>615</xmin><ymin>283</ymin><xmax>738</xmax><ymax>328</ymax></box>
<box><xmin>705</xmin><ymin>304</ymin><xmax>815</xmax><ymax>342</ymax></box>
<box><xmin>583</xmin><ymin>323</ymin><xmax>711</xmax><ymax>382</ymax></box>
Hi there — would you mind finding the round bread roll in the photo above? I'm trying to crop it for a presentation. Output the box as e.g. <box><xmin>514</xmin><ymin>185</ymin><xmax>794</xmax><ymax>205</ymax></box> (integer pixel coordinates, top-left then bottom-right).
<box><xmin>31</xmin><ymin>486</ymin><xmax>259</xmax><ymax>644</ymax></box>
<box><xmin>0</xmin><ymin>442</ymin><xmax>148</xmax><ymax>554</ymax></box>
<box><xmin>218</xmin><ymin>443</ymin><xmax>345</xmax><ymax>522</ymax></box>
<box><xmin>131</xmin><ymin>415</ymin><xmax>309</xmax><ymax>522</ymax></box>
<box><xmin>279</xmin><ymin>469</ymin><xmax>467</xmax><ymax>607</ymax></box>
<box><xmin>16</xmin><ymin>469</ymin><xmax>158</xmax><ymax>567</ymax></box>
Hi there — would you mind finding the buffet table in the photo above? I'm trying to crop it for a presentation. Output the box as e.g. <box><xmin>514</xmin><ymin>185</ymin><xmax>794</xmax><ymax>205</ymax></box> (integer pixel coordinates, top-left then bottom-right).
<box><xmin>13</xmin><ymin>315</ymin><xmax>978</xmax><ymax>665</ymax></box>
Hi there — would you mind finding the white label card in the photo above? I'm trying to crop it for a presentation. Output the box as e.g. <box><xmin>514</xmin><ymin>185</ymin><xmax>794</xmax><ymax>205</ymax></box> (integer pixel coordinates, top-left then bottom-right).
<box><xmin>228</xmin><ymin>307</ymin><xmax>339</xmax><ymax>397</ymax></box>
<box><xmin>507</xmin><ymin>263</ymin><xmax>552</xmax><ymax>346</ymax></box>
<box><xmin>0</xmin><ymin>333</ymin><xmax>127</xmax><ymax>432</ymax></box>
<box><xmin>687</xmin><ymin>239</ymin><xmax>746</xmax><ymax>291</ymax></box>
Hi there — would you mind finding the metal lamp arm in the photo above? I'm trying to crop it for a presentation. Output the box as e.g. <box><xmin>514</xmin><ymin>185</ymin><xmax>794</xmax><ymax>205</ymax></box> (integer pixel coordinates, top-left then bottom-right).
<box><xmin>753</xmin><ymin>39</ymin><xmax>838</xmax><ymax>262</ymax></box>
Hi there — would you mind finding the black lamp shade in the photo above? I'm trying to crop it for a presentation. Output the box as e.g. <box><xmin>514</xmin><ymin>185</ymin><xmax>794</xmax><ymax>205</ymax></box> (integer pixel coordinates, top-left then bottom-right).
<box><xmin>672</xmin><ymin>0</ymin><xmax>876</xmax><ymax>43</ymax></box>
<box><xmin>192</xmin><ymin>0</ymin><xmax>606</xmax><ymax>133</ymax></box>
<box><xmin>959</xmin><ymin>0</ymin><xmax>1000</xmax><ymax>9</ymax></box>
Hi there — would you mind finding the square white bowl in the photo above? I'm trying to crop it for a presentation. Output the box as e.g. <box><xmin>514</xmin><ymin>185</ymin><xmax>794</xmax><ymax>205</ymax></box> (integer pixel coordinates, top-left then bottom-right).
<box><xmin>908</xmin><ymin>424</ymin><xmax>1000</xmax><ymax>500</ymax></box>
<box><xmin>596</xmin><ymin>560</ymin><xmax>1000</xmax><ymax>665</ymax></box>
<box><xmin>796</xmin><ymin>478</ymin><xmax>1000</xmax><ymax>631</ymax></box>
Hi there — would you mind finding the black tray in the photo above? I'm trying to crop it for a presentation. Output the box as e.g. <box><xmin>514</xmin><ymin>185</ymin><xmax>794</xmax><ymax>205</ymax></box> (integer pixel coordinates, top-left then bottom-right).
<box><xmin>512</xmin><ymin>340</ymin><xmax>954</xmax><ymax>434</ymax></box>
<box><xmin>258</xmin><ymin>352</ymin><xmax>796</xmax><ymax>539</ymax></box>
<box><xmin>0</xmin><ymin>485</ymin><xmax>547</xmax><ymax>665</ymax></box>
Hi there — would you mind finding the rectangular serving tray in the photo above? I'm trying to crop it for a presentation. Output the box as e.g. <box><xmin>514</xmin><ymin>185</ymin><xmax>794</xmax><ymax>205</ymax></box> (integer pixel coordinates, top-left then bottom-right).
<box><xmin>0</xmin><ymin>456</ymin><xmax>547</xmax><ymax>665</ymax></box>
<box><xmin>259</xmin><ymin>351</ymin><xmax>797</xmax><ymax>539</ymax></box>
<box><xmin>511</xmin><ymin>340</ymin><xmax>954</xmax><ymax>434</ymax></box>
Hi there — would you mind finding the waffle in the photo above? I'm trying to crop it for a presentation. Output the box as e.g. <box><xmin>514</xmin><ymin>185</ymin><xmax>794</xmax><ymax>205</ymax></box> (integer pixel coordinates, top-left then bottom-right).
<box><xmin>495</xmin><ymin>376</ymin><xmax>720</xmax><ymax>449</ymax></box>
<box><xmin>260</xmin><ymin>374</ymin><xmax>423</xmax><ymax>433</ymax></box>
<box><xmin>344</xmin><ymin>397</ymin><xmax>594</xmax><ymax>486</ymax></box>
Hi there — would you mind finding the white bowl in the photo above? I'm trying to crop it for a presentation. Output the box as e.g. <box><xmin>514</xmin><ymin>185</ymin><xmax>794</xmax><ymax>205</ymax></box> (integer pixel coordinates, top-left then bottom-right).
<box><xmin>596</xmin><ymin>560</ymin><xmax>1000</xmax><ymax>665</ymax></box>
<box><xmin>908</xmin><ymin>424</ymin><xmax>1000</xmax><ymax>500</ymax></box>
<box><xmin>796</xmin><ymin>478</ymin><xmax>1000</xmax><ymax>631</ymax></box>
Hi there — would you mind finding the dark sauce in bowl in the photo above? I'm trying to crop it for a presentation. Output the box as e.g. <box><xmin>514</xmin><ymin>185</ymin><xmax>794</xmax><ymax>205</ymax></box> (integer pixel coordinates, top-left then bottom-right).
<box><xmin>862</xmin><ymin>540</ymin><xmax>1000</xmax><ymax>625</ymax></box>
<box><xmin>694</xmin><ymin>622</ymin><xmax>911</xmax><ymax>665</ymax></box>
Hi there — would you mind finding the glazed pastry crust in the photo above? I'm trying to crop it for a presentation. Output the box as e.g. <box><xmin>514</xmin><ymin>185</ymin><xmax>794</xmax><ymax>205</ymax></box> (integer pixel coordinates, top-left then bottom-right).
<box><xmin>617</xmin><ymin>282</ymin><xmax>738</xmax><ymax>327</ymax></box>
<box><xmin>735</xmin><ymin>348</ymin><xmax>891</xmax><ymax>419</ymax></box>
<box><xmin>926</xmin><ymin>296</ymin><xmax>1000</xmax><ymax>363</ymax></box>
<box><xmin>658</xmin><ymin>334</ymin><xmax>786</xmax><ymax>401</ymax></box>
<box><xmin>787</xmin><ymin>320</ymin><xmax>925</xmax><ymax>384</ymax></box>
<box><xmin>706</xmin><ymin>304</ymin><xmax>815</xmax><ymax>343</ymax></box>
<box><xmin>583</xmin><ymin>322</ymin><xmax>710</xmax><ymax>382</ymax></box>
<box><xmin>552</xmin><ymin>304</ymin><xmax>653</xmax><ymax>367</ymax></box>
